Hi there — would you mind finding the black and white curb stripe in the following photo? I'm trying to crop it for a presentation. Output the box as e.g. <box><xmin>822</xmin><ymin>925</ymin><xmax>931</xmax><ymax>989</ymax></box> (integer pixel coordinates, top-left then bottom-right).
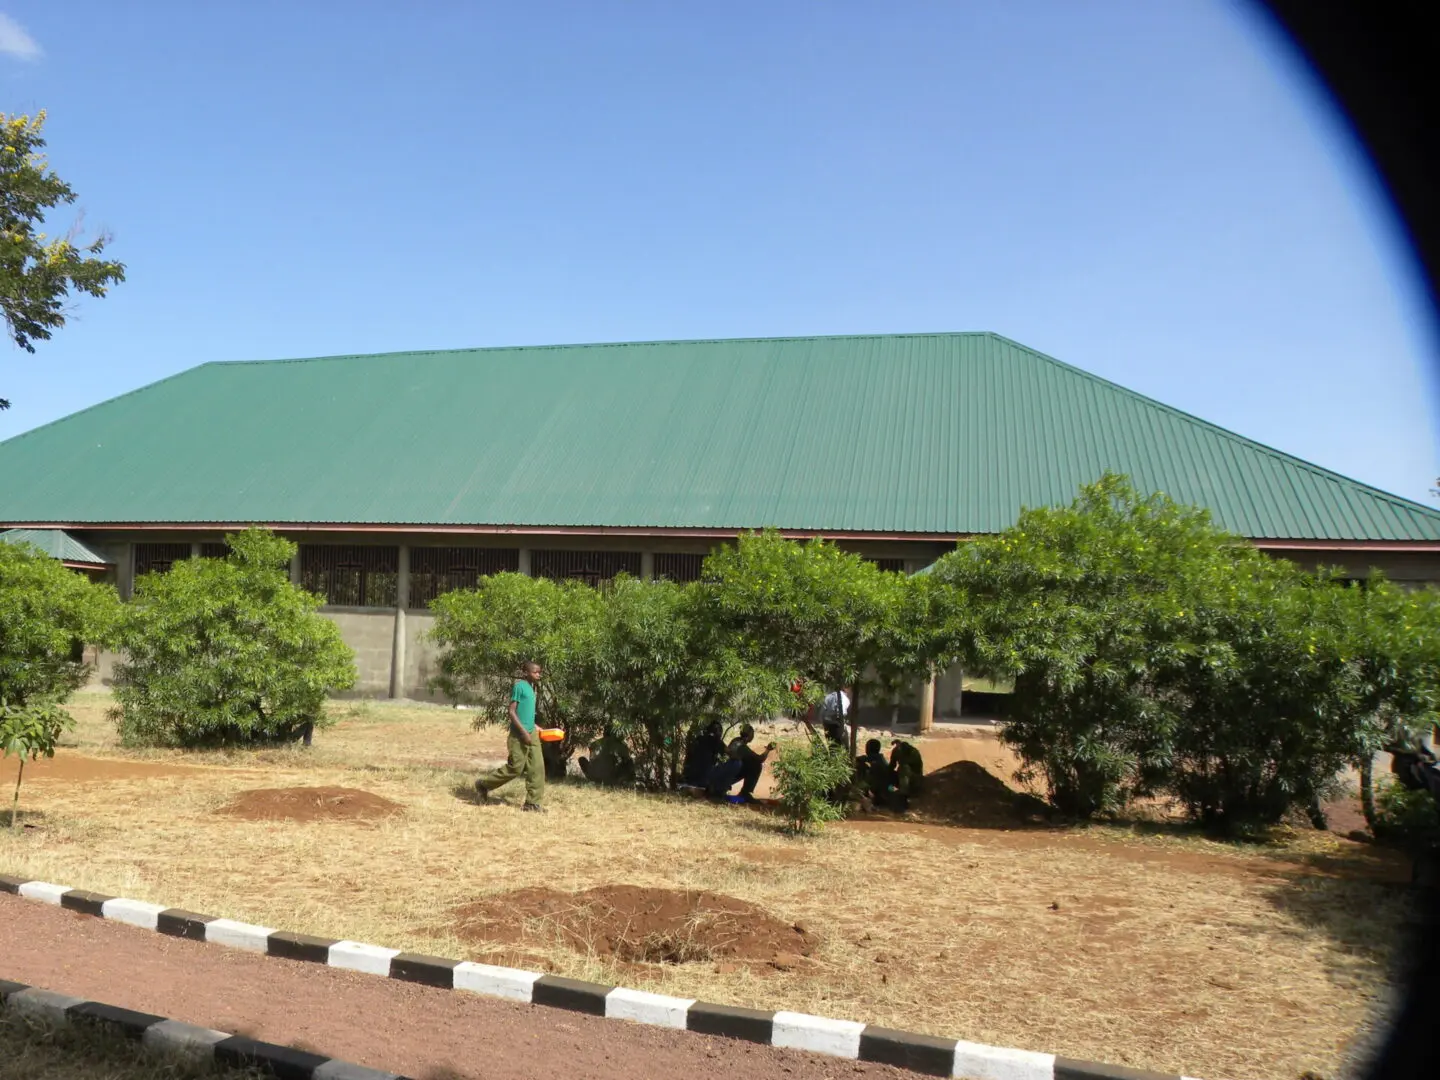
<box><xmin>0</xmin><ymin>977</ymin><xmax>408</xmax><ymax>1080</ymax></box>
<box><xmin>1</xmin><ymin>873</ymin><xmax>1201</xmax><ymax>1080</ymax></box>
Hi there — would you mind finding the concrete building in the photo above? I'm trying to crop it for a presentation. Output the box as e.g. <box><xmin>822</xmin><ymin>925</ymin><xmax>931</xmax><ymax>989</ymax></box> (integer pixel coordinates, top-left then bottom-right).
<box><xmin>4</xmin><ymin>332</ymin><xmax>1439</xmax><ymax>716</ymax></box>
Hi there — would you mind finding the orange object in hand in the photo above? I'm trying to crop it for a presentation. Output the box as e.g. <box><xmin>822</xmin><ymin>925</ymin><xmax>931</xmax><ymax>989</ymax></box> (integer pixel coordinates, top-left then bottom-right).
<box><xmin>536</xmin><ymin>727</ymin><xmax>564</xmax><ymax>742</ymax></box>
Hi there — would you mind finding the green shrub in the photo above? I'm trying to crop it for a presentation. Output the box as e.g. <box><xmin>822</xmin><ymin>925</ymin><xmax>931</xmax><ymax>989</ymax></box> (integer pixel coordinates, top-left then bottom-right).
<box><xmin>1</xmin><ymin>538</ymin><xmax>118</xmax><ymax>708</ymax></box>
<box><xmin>771</xmin><ymin>736</ymin><xmax>855</xmax><ymax>834</ymax></box>
<box><xmin>1374</xmin><ymin>776</ymin><xmax>1440</xmax><ymax>848</ymax></box>
<box><xmin>1</xmin><ymin>698</ymin><xmax>73</xmax><ymax>827</ymax></box>
<box><xmin>430</xmin><ymin>573</ymin><xmax>605</xmax><ymax>761</ymax></box>
<box><xmin>927</xmin><ymin>474</ymin><xmax>1374</xmax><ymax>830</ymax></box>
<box><xmin>110</xmin><ymin>528</ymin><xmax>355</xmax><ymax>747</ymax></box>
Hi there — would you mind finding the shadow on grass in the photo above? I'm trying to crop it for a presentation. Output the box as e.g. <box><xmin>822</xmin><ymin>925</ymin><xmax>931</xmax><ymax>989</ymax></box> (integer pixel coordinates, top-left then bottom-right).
<box><xmin>2</xmin><ymin>807</ymin><xmax>48</xmax><ymax>831</ymax></box>
<box><xmin>1256</xmin><ymin>866</ymin><xmax>1417</xmax><ymax>989</ymax></box>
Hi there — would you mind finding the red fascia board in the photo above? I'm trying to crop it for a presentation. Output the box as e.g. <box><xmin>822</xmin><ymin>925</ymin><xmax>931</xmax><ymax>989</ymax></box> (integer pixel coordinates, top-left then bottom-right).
<box><xmin>0</xmin><ymin>521</ymin><xmax>963</xmax><ymax>543</ymax></box>
<box><xmin>7</xmin><ymin>522</ymin><xmax>1440</xmax><ymax>552</ymax></box>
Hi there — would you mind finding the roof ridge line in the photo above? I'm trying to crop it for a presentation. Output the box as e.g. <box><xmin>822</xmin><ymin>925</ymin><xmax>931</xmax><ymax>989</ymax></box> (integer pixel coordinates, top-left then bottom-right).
<box><xmin>989</xmin><ymin>332</ymin><xmax>1440</xmax><ymax>522</ymax></box>
<box><xmin>208</xmin><ymin>330</ymin><xmax>991</xmax><ymax>367</ymax></box>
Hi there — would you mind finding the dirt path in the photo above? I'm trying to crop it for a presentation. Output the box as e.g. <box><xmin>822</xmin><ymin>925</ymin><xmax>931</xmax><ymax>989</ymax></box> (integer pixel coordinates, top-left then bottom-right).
<box><xmin>0</xmin><ymin>895</ymin><xmax>915</xmax><ymax>1080</ymax></box>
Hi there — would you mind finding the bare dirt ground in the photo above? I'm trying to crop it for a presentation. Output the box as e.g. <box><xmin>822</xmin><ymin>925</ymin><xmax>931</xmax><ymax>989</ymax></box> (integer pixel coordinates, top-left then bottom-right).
<box><xmin>216</xmin><ymin>785</ymin><xmax>404</xmax><ymax>823</ymax></box>
<box><xmin>0</xmin><ymin>894</ymin><xmax>917</xmax><ymax>1080</ymax></box>
<box><xmin>0</xmin><ymin>692</ymin><xmax>1418</xmax><ymax>1080</ymax></box>
<box><xmin>452</xmin><ymin>884</ymin><xmax>817</xmax><ymax>969</ymax></box>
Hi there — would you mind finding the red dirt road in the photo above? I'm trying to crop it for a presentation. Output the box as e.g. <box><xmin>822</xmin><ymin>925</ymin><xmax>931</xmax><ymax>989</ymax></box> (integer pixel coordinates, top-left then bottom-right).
<box><xmin>0</xmin><ymin>894</ymin><xmax>913</xmax><ymax>1080</ymax></box>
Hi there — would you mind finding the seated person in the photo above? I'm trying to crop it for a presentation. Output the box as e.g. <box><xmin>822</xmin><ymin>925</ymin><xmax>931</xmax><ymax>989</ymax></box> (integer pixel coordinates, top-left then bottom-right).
<box><xmin>855</xmin><ymin>738</ymin><xmax>892</xmax><ymax>806</ymax></box>
<box><xmin>578</xmin><ymin>727</ymin><xmax>635</xmax><ymax>786</ymax></box>
<box><xmin>706</xmin><ymin>723</ymin><xmax>776</xmax><ymax>802</ymax></box>
<box><xmin>681</xmin><ymin>719</ymin><xmax>727</xmax><ymax>788</ymax></box>
<box><xmin>888</xmin><ymin>738</ymin><xmax>925</xmax><ymax>812</ymax></box>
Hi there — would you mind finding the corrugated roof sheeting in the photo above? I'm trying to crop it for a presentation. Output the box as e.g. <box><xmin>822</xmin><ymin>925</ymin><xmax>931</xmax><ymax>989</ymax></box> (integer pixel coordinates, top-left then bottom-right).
<box><xmin>1</xmin><ymin>332</ymin><xmax>1438</xmax><ymax>541</ymax></box>
<box><xmin>0</xmin><ymin>528</ymin><xmax>111</xmax><ymax>565</ymax></box>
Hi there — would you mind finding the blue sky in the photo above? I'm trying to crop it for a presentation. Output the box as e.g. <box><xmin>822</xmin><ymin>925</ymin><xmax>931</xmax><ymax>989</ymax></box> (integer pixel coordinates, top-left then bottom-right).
<box><xmin>3</xmin><ymin>1</ymin><xmax>1436</xmax><ymax>502</ymax></box>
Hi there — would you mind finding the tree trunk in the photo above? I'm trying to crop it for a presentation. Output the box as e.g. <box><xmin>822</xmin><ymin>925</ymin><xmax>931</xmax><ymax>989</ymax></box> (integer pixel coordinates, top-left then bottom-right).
<box><xmin>849</xmin><ymin>683</ymin><xmax>860</xmax><ymax>759</ymax></box>
<box><xmin>11</xmin><ymin>758</ymin><xmax>23</xmax><ymax>830</ymax></box>
<box><xmin>1359</xmin><ymin>755</ymin><xmax>1378</xmax><ymax>834</ymax></box>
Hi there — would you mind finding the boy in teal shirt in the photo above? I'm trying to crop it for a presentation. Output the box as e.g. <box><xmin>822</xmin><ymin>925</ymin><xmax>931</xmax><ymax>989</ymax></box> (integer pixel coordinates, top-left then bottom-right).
<box><xmin>475</xmin><ymin>661</ymin><xmax>546</xmax><ymax>811</ymax></box>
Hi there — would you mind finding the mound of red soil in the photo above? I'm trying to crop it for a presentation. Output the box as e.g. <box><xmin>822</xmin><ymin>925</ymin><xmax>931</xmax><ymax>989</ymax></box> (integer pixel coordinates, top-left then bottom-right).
<box><xmin>217</xmin><ymin>786</ymin><xmax>402</xmax><ymax>823</ymax></box>
<box><xmin>453</xmin><ymin>885</ymin><xmax>814</xmax><ymax>966</ymax></box>
<box><xmin>910</xmin><ymin>760</ymin><xmax>1053</xmax><ymax>827</ymax></box>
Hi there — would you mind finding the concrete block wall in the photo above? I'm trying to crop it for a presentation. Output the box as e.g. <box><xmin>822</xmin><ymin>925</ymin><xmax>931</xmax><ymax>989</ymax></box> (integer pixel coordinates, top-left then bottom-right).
<box><xmin>323</xmin><ymin>610</ymin><xmax>398</xmax><ymax>697</ymax></box>
<box><xmin>403</xmin><ymin>611</ymin><xmax>445</xmax><ymax>702</ymax></box>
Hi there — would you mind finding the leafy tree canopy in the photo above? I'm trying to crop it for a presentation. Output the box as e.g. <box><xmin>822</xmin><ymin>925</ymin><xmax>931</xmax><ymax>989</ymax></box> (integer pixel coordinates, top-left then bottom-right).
<box><xmin>2</xmin><ymin>111</ymin><xmax>126</xmax><ymax>409</ymax></box>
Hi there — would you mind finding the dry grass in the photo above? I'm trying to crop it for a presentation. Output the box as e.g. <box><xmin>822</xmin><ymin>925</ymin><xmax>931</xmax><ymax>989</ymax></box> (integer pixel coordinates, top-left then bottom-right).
<box><xmin>0</xmin><ymin>693</ymin><xmax>1417</xmax><ymax>1080</ymax></box>
<box><xmin>0</xmin><ymin>1011</ymin><xmax>263</xmax><ymax>1080</ymax></box>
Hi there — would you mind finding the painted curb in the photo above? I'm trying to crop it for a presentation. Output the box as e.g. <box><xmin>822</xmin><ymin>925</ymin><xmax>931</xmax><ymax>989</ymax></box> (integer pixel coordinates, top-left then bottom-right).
<box><xmin>0</xmin><ymin>977</ymin><xmax>408</xmax><ymax>1080</ymax></box>
<box><xmin>1</xmin><ymin>873</ymin><xmax>1200</xmax><ymax>1080</ymax></box>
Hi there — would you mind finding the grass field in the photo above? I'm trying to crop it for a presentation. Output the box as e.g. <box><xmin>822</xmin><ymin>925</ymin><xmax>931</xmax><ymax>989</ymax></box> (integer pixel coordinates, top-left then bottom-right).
<box><xmin>0</xmin><ymin>692</ymin><xmax>1418</xmax><ymax>1080</ymax></box>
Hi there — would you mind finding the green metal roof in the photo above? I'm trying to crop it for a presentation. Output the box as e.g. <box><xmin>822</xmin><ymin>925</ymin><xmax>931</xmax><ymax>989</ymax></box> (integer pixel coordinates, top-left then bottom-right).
<box><xmin>0</xmin><ymin>528</ymin><xmax>111</xmax><ymax>566</ymax></box>
<box><xmin>1</xmin><ymin>332</ymin><xmax>1438</xmax><ymax>541</ymax></box>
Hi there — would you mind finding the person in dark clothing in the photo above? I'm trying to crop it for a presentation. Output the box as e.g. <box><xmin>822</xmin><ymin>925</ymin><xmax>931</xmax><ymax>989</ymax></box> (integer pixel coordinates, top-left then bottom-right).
<box><xmin>578</xmin><ymin>726</ymin><xmax>635</xmax><ymax>786</ymax></box>
<box><xmin>856</xmin><ymin>738</ymin><xmax>891</xmax><ymax>806</ymax></box>
<box><xmin>706</xmin><ymin>723</ymin><xmax>775</xmax><ymax>802</ymax></box>
<box><xmin>888</xmin><ymin>738</ymin><xmax>925</xmax><ymax>813</ymax></box>
<box><xmin>682</xmin><ymin>719</ymin><xmax>727</xmax><ymax>788</ymax></box>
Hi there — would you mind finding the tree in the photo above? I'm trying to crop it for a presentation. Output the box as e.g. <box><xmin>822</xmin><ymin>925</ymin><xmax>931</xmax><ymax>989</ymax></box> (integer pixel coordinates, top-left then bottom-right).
<box><xmin>927</xmin><ymin>475</ymin><xmax>1225</xmax><ymax>816</ymax></box>
<box><xmin>1</xmin><ymin>536</ymin><xmax>119</xmax><ymax>708</ymax></box>
<box><xmin>928</xmin><ymin>474</ymin><xmax>1372</xmax><ymax>830</ymax></box>
<box><xmin>2</xmin><ymin>111</ymin><xmax>126</xmax><ymax>409</ymax></box>
<box><xmin>1</xmin><ymin>698</ymin><xmax>71</xmax><ymax>828</ymax></box>
<box><xmin>110</xmin><ymin>528</ymin><xmax>355</xmax><ymax>747</ymax></box>
<box><xmin>1337</xmin><ymin>576</ymin><xmax>1440</xmax><ymax>830</ymax></box>
<box><xmin>430</xmin><ymin>573</ymin><xmax>606</xmax><ymax>763</ymax></box>
<box><xmin>693</xmin><ymin>531</ymin><xmax>916</xmax><ymax>752</ymax></box>
<box><xmin>1</xmin><ymin>537</ymin><xmax>116</xmax><ymax>827</ymax></box>
<box><xmin>431</xmin><ymin>573</ymin><xmax>790</xmax><ymax>787</ymax></box>
<box><xmin>584</xmin><ymin>576</ymin><xmax>790</xmax><ymax>788</ymax></box>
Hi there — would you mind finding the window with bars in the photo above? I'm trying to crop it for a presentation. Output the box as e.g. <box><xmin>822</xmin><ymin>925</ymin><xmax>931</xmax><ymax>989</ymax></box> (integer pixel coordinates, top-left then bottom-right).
<box><xmin>409</xmin><ymin>547</ymin><xmax>520</xmax><ymax>608</ymax></box>
<box><xmin>653</xmin><ymin>553</ymin><xmax>706</xmax><ymax>583</ymax></box>
<box><xmin>863</xmin><ymin>557</ymin><xmax>906</xmax><ymax>574</ymax></box>
<box><xmin>532</xmin><ymin>550</ymin><xmax>642</xmax><ymax>587</ymax></box>
<box><xmin>200</xmin><ymin>542</ymin><xmax>230</xmax><ymax>559</ymax></box>
<box><xmin>134</xmin><ymin>543</ymin><xmax>194</xmax><ymax>578</ymax></box>
<box><xmin>300</xmin><ymin>544</ymin><xmax>399</xmax><ymax>607</ymax></box>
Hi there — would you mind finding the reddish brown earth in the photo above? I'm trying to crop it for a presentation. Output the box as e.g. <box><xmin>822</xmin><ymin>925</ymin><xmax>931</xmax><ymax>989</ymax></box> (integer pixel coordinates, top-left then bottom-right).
<box><xmin>453</xmin><ymin>885</ymin><xmax>815</xmax><ymax>968</ymax></box>
<box><xmin>216</xmin><ymin>786</ymin><xmax>403</xmax><ymax>823</ymax></box>
<box><xmin>0</xmin><ymin>895</ymin><xmax>913</xmax><ymax>1080</ymax></box>
<box><xmin>0</xmin><ymin>753</ymin><xmax>206</xmax><ymax>785</ymax></box>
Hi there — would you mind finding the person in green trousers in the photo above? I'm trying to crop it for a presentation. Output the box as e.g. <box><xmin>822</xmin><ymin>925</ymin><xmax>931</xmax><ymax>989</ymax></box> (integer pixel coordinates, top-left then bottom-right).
<box><xmin>475</xmin><ymin>661</ymin><xmax>546</xmax><ymax>811</ymax></box>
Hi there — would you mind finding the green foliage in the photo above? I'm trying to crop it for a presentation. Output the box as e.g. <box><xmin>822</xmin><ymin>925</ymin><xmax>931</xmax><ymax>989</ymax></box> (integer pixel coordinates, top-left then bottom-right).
<box><xmin>582</xmin><ymin>576</ymin><xmax>783</xmax><ymax>787</ymax></box>
<box><xmin>430</xmin><ymin>572</ymin><xmax>605</xmax><ymax>754</ymax></box>
<box><xmin>1373</xmin><ymin>776</ymin><xmax>1440</xmax><ymax>849</ymax></box>
<box><xmin>1341</xmin><ymin>576</ymin><xmax>1440</xmax><ymax>755</ymax></box>
<box><xmin>431</xmin><ymin>573</ymin><xmax>789</xmax><ymax>786</ymax></box>
<box><xmin>0</xmin><ymin>538</ymin><xmax>119</xmax><ymax>708</ymax></box>
<box><xmin>2</xmin><ymin>111</ymin><xmax>126</xmax><ymax>409</ymax></box>
<box><xmin>694</xmin><ymin>530</ymin><xmax>924</xmax><ymax>724</ymax></box>
<box><xmin>771</xmin><ymin>736</ymin><xmax>856</xmax><ymax>833</ymax></box>
<box><xmin>110</xmin><ymin>528</ymin><xmax>356</xmax><ymax>747</ymax></box>
<box><xmin>928</xmin><ymin>474</ymin><xmax>1376</xmax><ymax>830</ymax></box>
<box><xmin>0</xmin><ymin>697</ymin><xmax>73</xmax><ymax>827</ymax></box>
